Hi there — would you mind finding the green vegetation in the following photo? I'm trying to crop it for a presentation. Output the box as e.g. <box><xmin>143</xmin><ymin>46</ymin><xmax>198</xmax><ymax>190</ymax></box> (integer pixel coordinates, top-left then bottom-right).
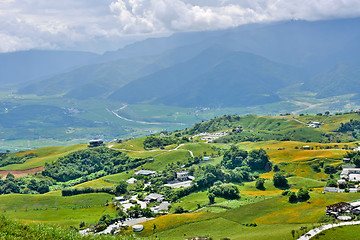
<box><xmin>0</xmin><ymin>215</ymin><xmax>135</xmax><ymax>240</ymax></box>
<box><xmin>143</xmin><ymin>133</ymin><xmax>188</xmax><ymax>149</ymax></box>
<box><xmin>315</xmin><ymin>224</ymin><xmax>360</xmax><ymax>240</ymax></box>
<box><xmin>42</xmin><ymin>147</ymin><xmax>137</xmax><ymax>182</ymax></box>
<box><xmin>0</xmin><ymin>144</ymin><xmax>87</xmax><ymax>171</ymax></box>
<box><xmin>0</xmin><ymin>152</ymin><xmax>37</xmax><ymax>167</ymax></box>
<box><xmin>0</xmin><ymin>193</ymin><xmax>117</xmax><ymax>226</ymax></box>
<box><xmin>1</xmin><ymin>112</ymin><xmax>360</xmax><ymax>239</ymax></box>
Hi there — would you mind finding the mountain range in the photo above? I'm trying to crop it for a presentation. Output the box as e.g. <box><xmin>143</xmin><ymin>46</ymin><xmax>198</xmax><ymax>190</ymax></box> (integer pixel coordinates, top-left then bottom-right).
<box><xmin>3</xmin><ymin>17</ymin><xmax>360</xmax><ymax>107</ymax></box>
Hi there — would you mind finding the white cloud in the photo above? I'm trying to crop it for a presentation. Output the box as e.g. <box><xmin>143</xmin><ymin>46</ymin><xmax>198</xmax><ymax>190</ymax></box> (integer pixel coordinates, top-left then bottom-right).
<box><xmin>109</xmin><ymin>0</ymin><xmax>360</xmax><ymax>34</ymax></box>
<box><xmin>1</xmin><ymin>0</ymin><xmax>360</xmax><ymax>53</ymax></box>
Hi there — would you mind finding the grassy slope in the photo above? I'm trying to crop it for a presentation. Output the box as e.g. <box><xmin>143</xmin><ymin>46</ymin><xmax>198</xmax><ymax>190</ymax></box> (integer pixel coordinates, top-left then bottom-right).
<box><xmin>1</xmin><ymin>113</ymin><xmax>360</xmax><ymax>237</ymax></box>
<box><xmin>314</xmin><ymin>224</ymin><xmax>360</xmax><ymax>240</ymax></box>
<box><xmin>0</xmin><ymin>193</ymin><xmax>117</xmax><ymax>226</ymax></box>
<box><xmin>0</xmin><ymin>144</ymin><xmax>87</xmax><ymax>170</ymax></box>
<box><xmin>139</xmin><ymin>191</ymin><xmax>360</xmax><ymax>240</ymax></box>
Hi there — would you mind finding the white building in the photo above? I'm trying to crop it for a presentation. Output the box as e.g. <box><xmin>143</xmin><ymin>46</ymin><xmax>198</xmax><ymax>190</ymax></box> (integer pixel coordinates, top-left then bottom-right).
<box><xmin>176</xmin><ymin>171</ymin><xmax>189</xmax><ymax>181</ymax></box>
<box><xmin>340</xmin><ymin>168</ymin><xmax>360</xmax><ymax>181</ymax></box>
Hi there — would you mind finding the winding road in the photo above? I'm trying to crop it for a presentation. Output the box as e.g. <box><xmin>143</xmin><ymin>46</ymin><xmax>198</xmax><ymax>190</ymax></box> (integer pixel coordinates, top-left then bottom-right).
<box><xmin>107</xmin><ymin>105</ymin><xmax>186</xmax><ymax>126</ymax></box>
<box><xmin>109</xmin><ymin>143</ymin><xmax>194</xmax><ymax>158</ymax></box>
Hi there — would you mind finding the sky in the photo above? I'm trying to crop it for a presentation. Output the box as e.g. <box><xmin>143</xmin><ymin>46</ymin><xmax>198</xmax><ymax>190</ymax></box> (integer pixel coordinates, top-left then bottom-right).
<box><xmin>1</xmin><ymin>0</ymin><xmax>360</xmax><ymax>53</ymax></box>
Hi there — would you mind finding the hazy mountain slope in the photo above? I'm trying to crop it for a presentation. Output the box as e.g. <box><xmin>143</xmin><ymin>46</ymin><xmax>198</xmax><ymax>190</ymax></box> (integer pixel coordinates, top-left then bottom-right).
<box><xmin>17</xmin><ymin>58</ymin><xmax>154</xmax><ymax>97</ymax></box>
<box><xmin>304</xmin><ymin>63</ymin><xmax>360</xmax><ymax>98</ymax></box>
<box><xmin>14</xmin><ymin>18</ymin><xmax>360</xmax><ymax>102</ymax></box>
<box><xmin>109</xmin><ymin>47</ymin><xmax>303</xmax><ymax>107</ymax></box>
<box><xmin>0</xmin><ymin>50</ymin><xmax>98</xmax><ymax>86</ymax></box>
<box><xmin>18</xmin><ymin>43</ymin><xmax>211</xmax><ymax>98</ymax></box>
<box><xmin>218</xmin><ymin>18</ymin><xmax>360</xmax><ymax>72</ymax></box>
<box><xmin>102</xmin><ymin>17</ymin><xmax>360</xmax><ymax>73</ymax></box>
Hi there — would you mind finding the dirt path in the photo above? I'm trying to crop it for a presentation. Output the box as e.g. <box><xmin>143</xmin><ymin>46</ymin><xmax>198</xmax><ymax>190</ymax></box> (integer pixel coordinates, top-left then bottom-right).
<box><xmin>0</xmin><ymin>166</ymin><xmax>44</xmax><ymax>179</ymax></box>
<box><xmin>292</xmin><ymin>117</ymin><xmax>307</xmax><ymax>125</ymax></box>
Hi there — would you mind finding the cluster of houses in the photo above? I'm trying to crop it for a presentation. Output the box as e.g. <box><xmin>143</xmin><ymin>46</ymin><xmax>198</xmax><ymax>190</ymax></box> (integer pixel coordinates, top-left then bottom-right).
<box><xmin>324</xmin><ymin>165</ymin><xmax>360</xmax><ymax>193</ymax></box>
<box><xmin>307</xmin><ymin>121</ymin><xmax>324</xmax><ymax>128</ymax></box>
<box><xmin>326</xmin><ymin>200</ymin><xmax>360</xmax><ymax>220</ymax></box>
<box><xmin>114</xmin><ymin>169</ymin><xmax>194</xmax><ymax>220</ymax></box>
<box><xmin>193</xmin><ymin>131</ymin><xmax>228</xmax><ymax>143</ymax></box>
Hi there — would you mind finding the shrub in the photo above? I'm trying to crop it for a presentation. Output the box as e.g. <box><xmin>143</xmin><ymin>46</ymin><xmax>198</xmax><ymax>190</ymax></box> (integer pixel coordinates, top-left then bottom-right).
<box><xmin>288</xmin><ymin>192</ymin><xmax>298</xmax><ymax>203</ymax></box>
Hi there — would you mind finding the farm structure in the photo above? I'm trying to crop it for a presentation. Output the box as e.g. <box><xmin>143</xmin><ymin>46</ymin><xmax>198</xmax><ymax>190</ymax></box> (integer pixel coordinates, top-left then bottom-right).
<box><xmin>88</xmin><ymin>139</ymin><xmax>104</xmax><ymax>147</ymax></box>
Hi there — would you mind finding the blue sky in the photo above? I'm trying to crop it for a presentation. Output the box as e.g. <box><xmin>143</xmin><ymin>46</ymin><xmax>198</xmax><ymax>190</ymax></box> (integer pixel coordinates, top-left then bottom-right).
<box><xmin>1</xmin><ymin>0</ymin><xmax>360</xmax><ymax>53</ymax></box>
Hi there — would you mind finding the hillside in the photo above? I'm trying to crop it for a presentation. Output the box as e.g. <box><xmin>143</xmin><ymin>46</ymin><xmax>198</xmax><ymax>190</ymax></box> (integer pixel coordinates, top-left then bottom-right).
<box><xmin>303</xmin><ymin>63</ymin><xmax>360</xmax><ymax>98</ymax></box>
<box><xmin>14</xmin><ymin>18</ymin><xmax>360</xmax><ymax>106</ymax></box>
<box><xmin>17</xmin><ymin>43</ymin><xmax>210</xmax><ymax>98</ymax></box>
<box><xmin>109</xmin><ymin>48</ymin><xmax>303</xmax><ymax>107</ymax></box>
<box><xmin>0</xmin><ymin>50</ymin><xmax>98</xmax><ymax>87</ymax></box>
<box><xmin>0</xmin><ymin>113</ymin><xmax>360</xmax><ymax>239</ymax></box>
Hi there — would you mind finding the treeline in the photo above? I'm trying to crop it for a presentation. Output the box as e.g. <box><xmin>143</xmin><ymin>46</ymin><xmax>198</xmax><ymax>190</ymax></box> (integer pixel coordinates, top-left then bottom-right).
<box><xmin>143</xmin><ymin>135</ymin><xmax>189</xmax><ymax>149</ymax></box>
<box><xmin>338</xmin><ymin>119</ymin><xmax>360</xmax><ymax>132</ymax></box>
<box><xmin>0</xmin><ymin>173</ymin><xmax>54</xmax><ymax>195</ymax></box>
<box><xmin>1</xmin><ymin>147</ymin><xmax>146</xmax><ymax>195</ymax></box>
<box><xmin>62</xmin><ymin>187</ymin><xmax>114</xmax><ymax>196</ymax></box>
<box><xmin>209</xmin><ymin>182</ymin><xmax>240</xmax><ymax>199</ymax></box>
<box><xmin>185</xmin><ymin>115</ymin><xmax>241</xmax><ymax>135</ymax></box>
<box><xmin>215</xmin><ymin>127</ymin><xmax>325</xmax><ymax>143</ymax></box>
<box><xmin>0</xmin><ymin>152</ymin><xmax>37</xmax><ymax>167</ymax></box>
<box><xmin>42</xmin><ymin>147</ymin><xmax>144</xmax><ymax>182</ymax></box>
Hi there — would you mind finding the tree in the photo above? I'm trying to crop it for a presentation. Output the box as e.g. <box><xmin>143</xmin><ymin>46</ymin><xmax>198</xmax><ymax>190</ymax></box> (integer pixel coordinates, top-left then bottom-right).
<box><xmin>297</xmin><ymin>188</ymin><xmax>310</xmax><ymax>202</ymax></box>
<box><xmin>142</xmin><ymin>207</ymin><xmax>153</xmax><ymax>218</ymax></box>
<box><xmin>208</xmin><ymin>192</ymin><xmax>215</xmax><ymax>204</ymax></box>
<box><xmin>288</xmin><ymin>192</ymin><xmax>298</xmax><ymax>203</ymax></box>
<box><xmin>246</xmin><ymin>149</ymin><xmax>270</xmax><ymax>171</ymax></box>
<box><xmin>324</xmin><ymin>165</ymin><xmax>337</xmax><ymax>174</ymax></box>
<box><xmin>353</xmin><ymin>155</ymin><xmax>360</xmax><ymax>168</ymax></box>
<box><xmin>255</xmin><ymin>178</ymin><xmax>265</xmax><ymax>190</ymax></box>
<box><xmin>6</xmin><ymin>173</ymin><xmax>15</xmax><ymax>180</ymax></box>
<box><xmin>174</xmin><ymin>206</ymin><xmax>185</xmax><ymax>214</ymax></box>
<box><xmin>273</xmin><ymin>164</ymin><xmax>280</xmax><ymax>172</ymax></box>
<box><xmin>326</xmin><ymin>179</ymin><xmax>337</xmax><ymax>187</ymax></box>
<box><xmin>221</xmin><ymin>145</ymin><xmax>248</xmax><ymax>169</ymax></box>
<box><xmin>115</xmin><ymin>181</ymin><xmax>128</xmax><ymax>195</ymax></box>
<box><xmin>209</xmin><ymin>183</ymin><xmax>240</xmax><ymax>199</ymax></box>
<box><xmin>273</xmin><ymin>173</ymin><xmax>288</xmax><ymax>188</ymax></box>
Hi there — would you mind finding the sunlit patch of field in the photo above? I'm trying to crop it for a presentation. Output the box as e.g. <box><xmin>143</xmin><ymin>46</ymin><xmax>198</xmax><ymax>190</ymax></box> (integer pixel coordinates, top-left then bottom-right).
<box><xmin>110</xmin><ymin>137</ymin><xmax>146</xmax><ymax>151</ymax></box>
<box><xmin>0</xmin><ymin>193</ymin><xmax>117</xmax><ymax>227</ymax></box>
<box><xmin>72</xmin><ymin>179</ymin><xmax>116</xmax><ymax>189</ymax></box>
<box><xmin>137</xmin><ymin>212</ymin><xmax>211</xmax><ymax>236</ymax></box>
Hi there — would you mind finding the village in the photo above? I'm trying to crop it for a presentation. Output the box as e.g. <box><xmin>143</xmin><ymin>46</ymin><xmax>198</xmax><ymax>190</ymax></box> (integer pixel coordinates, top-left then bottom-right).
<box><xmin>81</xmin><ymin>167</ymin><xmax>196</xmax><ymax>235</ymax></box>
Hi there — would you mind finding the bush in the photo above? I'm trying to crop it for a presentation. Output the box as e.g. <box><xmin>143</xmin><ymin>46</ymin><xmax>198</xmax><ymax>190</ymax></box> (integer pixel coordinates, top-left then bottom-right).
<box><xmin>174</xmin><ymin>206</ymin><xmax>185</xmax><ymax>214</ymax></box>
<box><xmin>326</xmin><ymin>179</ymin><xmax>337</xmax><ymax>187</ymax></box>
<box><xmin>297</xmin><ymin>188</ymin><xmax>310</xmax><ymax>202</ymax></box>
<box><xmin>288</xmin><ymin>192</ymin><xmax>298</xmax><ymax>203</ymax></box>
<box><xmin>273</xmin><ymin>173</ymin><xmax>288</xmax><ymax>188</ymax></box>
<box><xmin>255</xmin><ymin>178</ymin><xmax>265</xmax><ymax>190</ymax></box>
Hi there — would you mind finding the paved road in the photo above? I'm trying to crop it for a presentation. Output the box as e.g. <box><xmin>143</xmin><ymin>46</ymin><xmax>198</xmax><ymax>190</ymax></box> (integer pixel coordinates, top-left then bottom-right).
<box><xmin>298</xmin><ymin>220</ymin><xmax>360</xmax><ymax>240</ymax></box>
<box><xmin>108</xmin><ymin>107</ymin><xmax>186</xmax><ymax>126</ymax></box>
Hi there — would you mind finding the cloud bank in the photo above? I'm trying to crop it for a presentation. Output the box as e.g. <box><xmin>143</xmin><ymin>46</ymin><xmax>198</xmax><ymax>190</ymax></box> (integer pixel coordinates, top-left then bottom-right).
<box><xmin>1</xmin><ymin>0</ymin><xmax>360</xmax><ymax>52</ymax></box>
